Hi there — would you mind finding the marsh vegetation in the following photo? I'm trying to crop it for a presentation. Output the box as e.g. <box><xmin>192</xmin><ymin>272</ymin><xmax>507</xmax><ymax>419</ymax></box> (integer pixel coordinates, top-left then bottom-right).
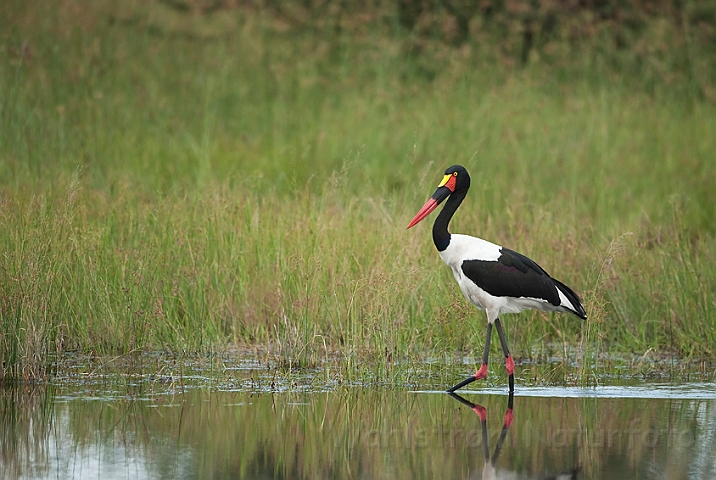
<box><xmin>2</xmin><ymin>1</ymin><xmax>716</xmax><ymax>382</ymax></box>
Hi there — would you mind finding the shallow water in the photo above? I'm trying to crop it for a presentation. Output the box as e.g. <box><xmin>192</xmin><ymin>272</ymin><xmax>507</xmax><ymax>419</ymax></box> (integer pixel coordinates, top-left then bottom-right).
<box><xmin>2</xmin><ymin>362</ymin><xmax>716</xmax><ymax>480</ymax></box>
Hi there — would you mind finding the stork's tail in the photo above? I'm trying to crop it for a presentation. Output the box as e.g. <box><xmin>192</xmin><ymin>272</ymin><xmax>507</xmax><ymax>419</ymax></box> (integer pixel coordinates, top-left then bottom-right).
<box><xmin>553</xmin><ymin>279</ymin><xmax>587</xmax><ymax>320</ymax></box>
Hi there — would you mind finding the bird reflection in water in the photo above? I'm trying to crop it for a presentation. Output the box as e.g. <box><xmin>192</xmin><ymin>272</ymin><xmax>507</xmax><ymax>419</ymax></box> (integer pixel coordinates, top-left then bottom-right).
<box><xmin>447</xmin><ymin>392</ymin><xmax>580</xmax><ymax>480</ymax></box>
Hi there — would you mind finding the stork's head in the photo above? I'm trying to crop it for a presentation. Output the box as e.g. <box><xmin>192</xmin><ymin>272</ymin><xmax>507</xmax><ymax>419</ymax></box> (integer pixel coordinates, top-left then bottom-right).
<box><xmin>407</xmin><ymin>165</ymin><xmax>470</xmax><ymax>229</ymax></box>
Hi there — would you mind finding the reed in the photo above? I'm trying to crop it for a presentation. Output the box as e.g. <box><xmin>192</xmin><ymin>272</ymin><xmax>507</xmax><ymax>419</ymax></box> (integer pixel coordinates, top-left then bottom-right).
<box><xmin>1</xmin><ymin>1</ymin><xmax>715</xmax><ymax>381</ymax></box>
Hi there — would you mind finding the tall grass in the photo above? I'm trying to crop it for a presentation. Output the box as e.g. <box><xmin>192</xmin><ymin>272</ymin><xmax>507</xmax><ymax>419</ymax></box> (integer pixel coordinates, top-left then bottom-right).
<box><xmin>1</xmin><ymin>1</ymin><xmax>715</xmax><ymax>381</ymax></box>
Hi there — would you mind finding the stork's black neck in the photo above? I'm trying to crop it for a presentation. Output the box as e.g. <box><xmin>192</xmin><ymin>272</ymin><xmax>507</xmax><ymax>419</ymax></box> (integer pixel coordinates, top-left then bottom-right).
<box><xmin>432</xmin><ymin>187</ymin><xmax>467</xmax><ymax>252</ymax></box>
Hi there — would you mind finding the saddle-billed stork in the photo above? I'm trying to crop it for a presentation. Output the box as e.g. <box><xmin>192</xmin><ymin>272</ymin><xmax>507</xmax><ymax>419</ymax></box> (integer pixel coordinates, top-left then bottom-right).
<box><xmin>407</xmin><ymin>165</ymin><xmax>586</xmax><ymax>392</ymax></box>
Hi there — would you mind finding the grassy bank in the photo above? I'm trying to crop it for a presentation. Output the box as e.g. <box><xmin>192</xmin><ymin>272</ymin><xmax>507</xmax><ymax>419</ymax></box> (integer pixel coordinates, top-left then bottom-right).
<box><xmin>1</xmin><ymin>1</ymin><xmax>715</xmax><ymax>381</ymax></box>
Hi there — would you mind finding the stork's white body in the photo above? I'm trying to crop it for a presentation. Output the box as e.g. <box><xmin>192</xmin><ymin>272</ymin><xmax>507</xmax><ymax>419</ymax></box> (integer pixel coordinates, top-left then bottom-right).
<box><xmin>438</xmin><ymin>234</ymin><xmax>584</xmax><ymax>324</ymax></box>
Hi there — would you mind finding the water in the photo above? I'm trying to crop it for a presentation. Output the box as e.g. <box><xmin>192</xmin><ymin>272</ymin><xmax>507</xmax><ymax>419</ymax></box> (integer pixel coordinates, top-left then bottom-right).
<box><xmin>2</xmin><ymin>360</ymin><xmax>716</xmax><ymax>480</ymax></box>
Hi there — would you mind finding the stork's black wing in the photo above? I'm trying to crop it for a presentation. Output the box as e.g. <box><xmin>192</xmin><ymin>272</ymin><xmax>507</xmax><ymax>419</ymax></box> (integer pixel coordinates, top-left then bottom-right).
<box><xmin>461</xmin><ymin>248</ymin><xmax>561</xmax><ymax>306</ymax></box>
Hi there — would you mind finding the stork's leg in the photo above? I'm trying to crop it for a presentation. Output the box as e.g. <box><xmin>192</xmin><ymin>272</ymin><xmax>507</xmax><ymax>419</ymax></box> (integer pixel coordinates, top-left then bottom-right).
<box><xmin>476</xmin><ymin>322</ymin><xmax>492</xmax><ymax>378</ymax></box>
<box><xmin>494</xmin><ymin>318</ymin><xmax>515</xmax><ymax>392</ymax></box>
<box><xmin>447</xmin><ymin>322</ymin><xmax>492</xmax><ymax>392</ymax></box>
<box><xmin>491</xmin><ymin>391</ymin><xmax>514</xmax><ymax>466</ymax></box>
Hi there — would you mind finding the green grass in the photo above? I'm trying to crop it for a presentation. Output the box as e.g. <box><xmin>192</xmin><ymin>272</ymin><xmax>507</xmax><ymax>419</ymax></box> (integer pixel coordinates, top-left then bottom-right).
<box><xmin>1</xmin><ymin>1</ymin><xmax>716</xmax><ymax>381</ymax></box>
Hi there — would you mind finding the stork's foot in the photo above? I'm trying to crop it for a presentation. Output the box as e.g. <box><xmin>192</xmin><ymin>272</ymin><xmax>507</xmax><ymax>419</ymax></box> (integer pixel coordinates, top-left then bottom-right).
<box><xmin>446</xmin><ymin>363</ymin><xmax>488</xmax><ymax>392</ymax></box>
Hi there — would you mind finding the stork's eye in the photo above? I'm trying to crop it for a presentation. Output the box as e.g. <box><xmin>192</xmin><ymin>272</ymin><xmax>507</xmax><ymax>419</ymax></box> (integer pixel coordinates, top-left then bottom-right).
<box><xmin>453</xmin><ymin>172</ymin><xmax>458</xmax><ymax>177</ymax></box>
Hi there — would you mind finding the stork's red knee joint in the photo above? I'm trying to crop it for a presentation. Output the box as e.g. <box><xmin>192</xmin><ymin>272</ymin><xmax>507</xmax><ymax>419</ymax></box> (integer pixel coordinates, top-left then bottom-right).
<box><xmin>474</xmin><ymin>363</ymin><xmax>488</xmax><ymax>379</ymax></box>
<box><xmin>505</xmin><ymin>355</ymin><xmax>515</xmax><ymax>376</ymax></box>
